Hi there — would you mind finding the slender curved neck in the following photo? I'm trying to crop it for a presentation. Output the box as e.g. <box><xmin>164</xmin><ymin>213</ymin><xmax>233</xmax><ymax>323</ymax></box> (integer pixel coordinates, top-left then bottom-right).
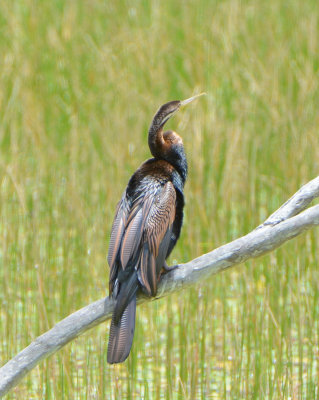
<box><xmin>148</xmin><ymin>125</ymin><xmax>188</xmax><ymax>184</ymax></box>
<box><xmin>147</xmin><ymin>101</ymin><xmax>187</xmax><ymax>184</ymax></box>
<box><xmin>148</xmin><ymin>113</ymin><xmax>165</xmax><ymax>159</ymax></box>
<box><xmin>173</xmin><ymin>151</ymin><xmax>188</xmax><ymax>184</ymax></box>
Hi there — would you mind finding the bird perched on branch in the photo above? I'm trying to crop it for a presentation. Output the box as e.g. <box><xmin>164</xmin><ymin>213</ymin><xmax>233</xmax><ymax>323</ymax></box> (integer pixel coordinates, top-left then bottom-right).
<box><xmin>107</xmin><ymin>93</ymin><xmax>204</xmax><ymax>364</ymax></box>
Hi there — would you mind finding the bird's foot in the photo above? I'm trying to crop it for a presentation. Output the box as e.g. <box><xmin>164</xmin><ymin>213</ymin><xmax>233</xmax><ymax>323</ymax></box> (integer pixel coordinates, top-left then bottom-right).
<box><xmin>161</xmin><ymin>261</ymin><xmax>178</xmax><ymax>275</ymax></box>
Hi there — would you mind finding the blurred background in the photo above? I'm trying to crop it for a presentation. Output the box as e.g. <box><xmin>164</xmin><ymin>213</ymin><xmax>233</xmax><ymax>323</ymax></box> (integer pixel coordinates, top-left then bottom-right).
<box><xmin>0</xmin><ymin>0</ymin><xmax>318</xmax><ymax>398</ymax></box>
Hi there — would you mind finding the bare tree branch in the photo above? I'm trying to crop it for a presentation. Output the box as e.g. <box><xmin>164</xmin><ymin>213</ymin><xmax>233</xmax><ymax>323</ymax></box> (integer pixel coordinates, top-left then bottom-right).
<box><xmin>260</xmin><ymin>175</ymin><xmax>319</xmax><ymax>227</ymax></box>
<box><xmin>1</xmin><ymin>176</ymin><xmax>319</xmax><ymax>397</ymax></box>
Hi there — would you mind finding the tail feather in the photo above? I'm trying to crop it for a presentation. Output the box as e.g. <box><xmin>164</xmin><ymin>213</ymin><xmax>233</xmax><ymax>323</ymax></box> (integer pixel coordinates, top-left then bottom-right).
<box><xmin>107</xmin><ymin>295</ymin><xmax>137</xmax><ymax>364</ymax></box>
<box><xmin>113</xmin><ymin>270</ymin><xmax>138</xmax><ymax>325</ymax></box>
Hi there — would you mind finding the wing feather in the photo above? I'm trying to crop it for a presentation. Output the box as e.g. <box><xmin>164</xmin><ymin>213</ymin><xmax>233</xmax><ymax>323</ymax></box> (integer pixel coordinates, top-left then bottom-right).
<box><xmin>108</xmin><ymin>194</ymin><xmax>130</xmax><ymax>291</ymax></box>
<box><xmin>108</xmin><ymin>180</ymin><xmax>177</xmax><ymax>297</ymax></box>
<box><xmin>138</xmin><ymin>181</ymin><xmax>176</xmax><ymax>295</ymax></box>
<box><xmin>120</xmin><ymin>208</ymin><xmax>143</xmax><ymax>268</ymax></box>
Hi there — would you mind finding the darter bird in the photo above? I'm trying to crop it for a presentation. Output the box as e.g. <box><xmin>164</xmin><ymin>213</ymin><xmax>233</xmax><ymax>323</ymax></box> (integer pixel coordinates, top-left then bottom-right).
<box><xmin>107</xmin><ymin>93</ymin><xmax>204</xmax><ymax>364</ymax></box>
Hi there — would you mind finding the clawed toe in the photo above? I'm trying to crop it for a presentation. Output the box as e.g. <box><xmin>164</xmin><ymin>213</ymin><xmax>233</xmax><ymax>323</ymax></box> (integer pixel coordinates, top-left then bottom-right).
<box><xmin>162</xmin><ymin>261</ymin><xmax>178</xmax><ymax>274</ymax></box>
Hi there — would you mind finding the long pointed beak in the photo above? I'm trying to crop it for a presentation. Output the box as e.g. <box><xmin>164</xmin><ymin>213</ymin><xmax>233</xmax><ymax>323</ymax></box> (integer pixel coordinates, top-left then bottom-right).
<box><xmin>180</xmin><ymin>92</ymin><xmax>206</xmax><ymax>107</ymax></box>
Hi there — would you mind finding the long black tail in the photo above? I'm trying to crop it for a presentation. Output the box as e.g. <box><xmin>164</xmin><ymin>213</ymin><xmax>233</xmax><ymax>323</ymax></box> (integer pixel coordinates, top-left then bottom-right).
<box><xmin>107</xmin><ymin>295</ymin><xmax>136</xmax><ymax>364</ymax></box>
<box><xmin>107</xmin><ymin>272</ymin><xmax>138</xmax><ymax>364</ymax></box>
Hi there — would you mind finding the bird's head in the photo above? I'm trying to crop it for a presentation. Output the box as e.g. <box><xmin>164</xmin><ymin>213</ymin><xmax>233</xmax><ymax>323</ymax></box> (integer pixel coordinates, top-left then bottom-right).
<box><xmin>148</xmin><ymin>93</ymin><xmax>205</xmax><ymax>152</ymax></box>
<box><xmin>148</xmin><ymin>93</ymin><xmax>205</xmax><ymax>181</ymax></box>
<box><xmin>153</xmin><ymin>93</ymin><xmax>206</xmax><ymax>130</ymax></box>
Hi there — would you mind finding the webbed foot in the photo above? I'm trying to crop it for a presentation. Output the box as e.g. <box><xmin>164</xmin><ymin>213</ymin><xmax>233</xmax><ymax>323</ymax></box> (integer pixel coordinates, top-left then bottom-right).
<box><xmin>161</xmin><ymin>261</ymin><xmax>178</xmax><ymax>274</ymax></box>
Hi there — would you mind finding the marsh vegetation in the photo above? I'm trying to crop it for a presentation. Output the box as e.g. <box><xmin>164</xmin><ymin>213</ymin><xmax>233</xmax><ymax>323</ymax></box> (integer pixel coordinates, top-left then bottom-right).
<box><xmin>0</xmin><ymin>0</ymin><xmax>318</xmax><ymax>398</ymax></box>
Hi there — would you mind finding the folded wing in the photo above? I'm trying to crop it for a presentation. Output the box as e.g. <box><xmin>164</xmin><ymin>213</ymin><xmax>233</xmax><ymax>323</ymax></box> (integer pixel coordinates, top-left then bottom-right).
<box><xmin>108</xmin><ymin>180</ymin><xmax>176</xmax><ymax>298</ymax></box>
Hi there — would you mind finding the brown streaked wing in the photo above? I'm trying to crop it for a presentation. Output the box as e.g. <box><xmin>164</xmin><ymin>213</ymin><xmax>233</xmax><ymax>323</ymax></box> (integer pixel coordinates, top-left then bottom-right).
<box><xmin>120</xmin><ymin>208</ymin><xmax>143</xmax><ymax>268</ymax></box>
<box><xmin>108</xmin><ymin>185</ymin><xmax>156</xmax><ymax>289</ymax></box>
<box><xmin>118</xmin><ymin>186</ymin><xmax>156</xmax><ymax>270</ymax></box>
<box><xmin>139</xmin><ymin>242</ymin><xmax>156</xmax><ymax>296</ymax></box>
<box><xmin>139</xmin><ymin>181</ymin><xmax>176</xmax><ymax>295</ymax></box>
<box><xmin>108</xmin><ymin>194</ymin><xmax>129</xmax><ymax>288</ymax></box>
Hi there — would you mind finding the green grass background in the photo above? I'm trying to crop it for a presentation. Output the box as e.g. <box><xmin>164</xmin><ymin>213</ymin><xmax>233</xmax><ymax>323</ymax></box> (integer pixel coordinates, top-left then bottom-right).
<box><xmin>0</xmin><ymin>0</ymin><xmax>319</xmax><ymax>398</ymax></box>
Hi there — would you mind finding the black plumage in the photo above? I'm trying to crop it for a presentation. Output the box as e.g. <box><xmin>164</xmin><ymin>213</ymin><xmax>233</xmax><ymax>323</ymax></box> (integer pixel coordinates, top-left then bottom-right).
<box><xmin>107</xmin><ymin>94</ymin><xmax>204</xmax><ymax>364</ymax></box>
